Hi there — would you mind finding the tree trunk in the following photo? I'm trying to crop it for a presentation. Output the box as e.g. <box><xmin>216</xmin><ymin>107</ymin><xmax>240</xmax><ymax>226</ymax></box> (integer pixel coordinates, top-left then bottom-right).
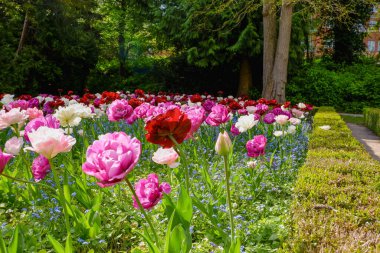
<box><xmin>118</xmin><ymin>0</ymin><xmax>127</xmax><ymax>78</ymax></box>
<box><xmin>15</xmin><ymin>12</ymin><xmax>29</xmax><ymax>56</ymax></box>
<box><xmin>261</xmin><ymin>0</ymin><xmax>277</xmax><ymax>99</ymax></box>
<box><xmin>237</xmin><ymin>56</ymin><xmax>252</xmax><ymax>97</ymax></box>
<box><xmin>271</xmin><ymin>0</ymin><xmax>293</xmax><ymax>103</ymax></box>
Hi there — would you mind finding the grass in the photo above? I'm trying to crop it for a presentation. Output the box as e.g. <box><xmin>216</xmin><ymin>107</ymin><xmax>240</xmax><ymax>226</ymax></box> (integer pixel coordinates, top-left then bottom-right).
<box><xmin>340</xmin><ymin>115</ymin><xmax>364</xmax><ymax>125</ymax></box>
<box><xmin>282</xmin><ymin>107</ymin><xmax>380</xmax><ymax>252</ymax></box>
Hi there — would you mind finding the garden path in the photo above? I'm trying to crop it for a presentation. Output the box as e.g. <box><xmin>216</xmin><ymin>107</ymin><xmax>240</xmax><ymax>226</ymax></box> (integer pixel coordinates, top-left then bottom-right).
<box><xmin>346</xmin><ymin>122</ymin><xmax>380</xmax><ymax>162</ymax></box>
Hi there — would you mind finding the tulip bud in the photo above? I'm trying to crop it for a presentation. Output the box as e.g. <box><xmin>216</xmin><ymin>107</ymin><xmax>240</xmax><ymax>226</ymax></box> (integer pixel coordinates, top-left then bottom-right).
<box><xmin>215</xmin><ymin>131</ymin><xmax>232</xmax><ymax>156</ymax></box>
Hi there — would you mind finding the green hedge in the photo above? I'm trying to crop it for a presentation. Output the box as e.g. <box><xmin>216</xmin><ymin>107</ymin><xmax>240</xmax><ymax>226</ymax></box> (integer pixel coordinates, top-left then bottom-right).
<box><xmin>364</xmin><ymin>108</ymin><xmax>380</xmax><ymax>136</ymax></box>
<box><xmin>282</xmin><ymin>107</ymin><xmax>380</xmax><ymax>252</ymax></box>
<box><xmin>287</xmin><ymin>60</ymin><xmax>380</xmax><ymax>113</ymax></box>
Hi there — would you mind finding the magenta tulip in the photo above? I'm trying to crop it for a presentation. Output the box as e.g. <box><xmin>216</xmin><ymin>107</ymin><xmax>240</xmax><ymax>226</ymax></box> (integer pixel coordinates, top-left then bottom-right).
<box><xmin>82</xmin><ymin>132</ymin><xmax>141</xmax><ymax>187</ymax></box>
<box><xmin>133</xmin><ymin>173</ymin><xmax>171</xmax><ymax>210</ymax></box>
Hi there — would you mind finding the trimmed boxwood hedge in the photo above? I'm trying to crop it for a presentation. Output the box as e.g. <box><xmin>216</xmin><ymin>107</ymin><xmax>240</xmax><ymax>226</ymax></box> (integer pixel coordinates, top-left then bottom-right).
<box><xmin>364</xmin><ymin>108</ymin><xmax>380</xmax><ymax>136</ymax></box>
<box><xmin>282</xmin><ymin>107</ymin><xmax>380</xmax><ymax>252</ymax></box>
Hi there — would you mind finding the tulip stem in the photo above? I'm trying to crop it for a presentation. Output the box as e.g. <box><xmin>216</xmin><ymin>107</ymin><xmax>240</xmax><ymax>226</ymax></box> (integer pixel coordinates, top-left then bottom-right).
<box><xmin>168</xmin><ymin>135</ymin><xmax>190</xmax><ymax>192</ymax></box>
<box><xmin>0</xmin><ymin>173</ymin><xmax>55</xmax><ymax>192</ymax></box>
<box><xmin>125</xmin><ymin>177</ymin><xmax>161</xmax><ymax>249</ymax></box>
<box><xmin>223</xmin><ymin>155</ymin><xmax>235</xmax><ymax>244</ymax></box>
<box><xmin>49</xmin><ymin>160</ymin><xmax>71</xmax><ymax>237</ymax></box>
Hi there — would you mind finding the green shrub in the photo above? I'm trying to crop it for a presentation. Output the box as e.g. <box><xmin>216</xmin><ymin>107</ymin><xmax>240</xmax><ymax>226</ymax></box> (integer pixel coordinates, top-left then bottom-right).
<box><xmin>363</xmin><ymin>108</ymin><xmax>380</xmax><ymax>136</ymax></box>
<box><xmin>287</xmin><ymin>59</ymin><xmax>380</xmax><ymax>113</ymax></box>
<box><xmin>282</xmin><ymin>107</ymin><xmax>380</xmax><ymax>252</ymax></box>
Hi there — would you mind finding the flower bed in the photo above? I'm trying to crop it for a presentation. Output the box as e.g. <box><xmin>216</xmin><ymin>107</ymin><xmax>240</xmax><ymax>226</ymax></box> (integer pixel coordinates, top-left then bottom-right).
<box><xmin>364</xmin><ymin>107</ymin><xmax>380</xmax><ymax>136</ymax></box>
<box><xmin>0</xmin><ymin>91</ymin><xmax>313</xmax><ymax>252</ymax></box>
<box><xmin>284</xmin><ymin>107</ymin><xmax>380</xmax><ymax>252</ymax></box>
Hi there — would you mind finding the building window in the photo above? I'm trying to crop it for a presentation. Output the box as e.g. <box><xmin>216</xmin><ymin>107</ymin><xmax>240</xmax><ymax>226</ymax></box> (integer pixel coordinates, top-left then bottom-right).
<box><xmin>368</xmin><ymin>41</ymin><xmax>376</xmax><ymax>52</ymax></box>
<box><xmin>378</xmin><ymin>41</ymin><xmax>380</xmax><ymax>52</ymax></box>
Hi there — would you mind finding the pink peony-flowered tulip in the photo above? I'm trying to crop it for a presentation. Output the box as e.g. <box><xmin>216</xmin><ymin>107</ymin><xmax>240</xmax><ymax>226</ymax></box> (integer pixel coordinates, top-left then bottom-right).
<box><xmin>246</xmin><ymin>135</ymin><xmax>267</xmax><ymax>158</ymax></box>
<box><xmin>133</xmin><ymin>173</ymin><xmax>171</xmax><ymax>210</ymax></box>
<box><xmin>24</xmin><ymin>115</ymin><xmax>60</xmax><ymax>142</ymax></box>
<box><xmin>4</xmin><ymin>137</ymin><xmax>24</xmax><ymax>155</ymax></box>
<box><xmin>82</xmin><ymin>132</ymin><xmax>141</xmax><ymax>187</ymax></box>
<box><xmin>184</xmin><ymin>106</ymin><xmax>205</xmax><ymax>139</ymax></box>
<box><xmin>26</xmin><ymin>108</ymin><xmax>44</xmax><ymax>120</ymax></box>
<box><xmin>152</xmin><ymin>147</ymin><xmax>179</xmax><ymax>168</ymax></box>
<box><xmin>230</xmin><ymin>123</ymin><xmax>241</xmax><ymax>136</ymax></box>
<box><xmin>205</xmin><ymin>104</ymin><xmax>230</xmax><ymax>126</ymax></box>
<box><xmin>274</xmin><ymin>115</ymin><xmax>289</xmax><ymax>125</ymax></box>
<box><xmin>31</xmin><ymin>155</ymin><xmax>51</xmax><ymax>182</ymax></box>
<box><xmin>25</xmin><ymin>126</ymin><xmax>76</xmax><ymax>159</ymax></box>
<box><xmin>134</xmin><ymin>103</ymin><xmax>152</xmax><ymax>119</ymax></box>
<box><xmin>0</xmin><ymin>149</ymin><xmax>13</xmax><ymax>174</ymax></box>
<box><xmin>0</xmin><ymin>108</ymin><xmax>28</xmax><ymax>130</ymax></box>
<box><xmin>107</xmin><ymin>99</ymin><xmax>133</xmax><ymax>122</ymax></box>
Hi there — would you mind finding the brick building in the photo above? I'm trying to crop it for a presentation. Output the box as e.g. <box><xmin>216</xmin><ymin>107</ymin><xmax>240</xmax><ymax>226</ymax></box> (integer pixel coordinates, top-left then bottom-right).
<box><xmin>364</xmin><ymin>5</ymin><xmax>380</xmax><ymax>54</ymax></box>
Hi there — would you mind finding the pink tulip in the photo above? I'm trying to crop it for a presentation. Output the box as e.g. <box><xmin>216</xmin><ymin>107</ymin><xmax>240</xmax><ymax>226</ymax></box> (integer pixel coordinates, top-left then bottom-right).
<box><xmin>31</xmin><ymin>155</ymin><xmax>51</xmax><ymax>182</ymax></box>
<box><xmin>134</xmin><ymin>103</ymin><xmax>152</xmax><ymax>119</ymax></box>
<box><xmin>246</xmin><ymin>135</ymin><xmax>267</xmax><ymax>158</ymax></box>
<box><xmin>82</xmin><ymin>132</ymin><xmax>141</xmax><ymax>187</ymax></box>
<box><xmin>275</xmin><ymin>115</ymin><xmax>289</xmax><ymax>125</ymax></box>
<box><xmin>0</xmin><ymin>149</ymin><xmax>13</xmax><ymax>174</ymax></box>
<box><xmin>24</xmin><ymin>115</ymin><xmax>60</xmax><ymax>142</ymax></box>
<box><xmin>25</xmin><ymin>126</ymin><xmax>76</xmax><ymax>159</ymax></box>
<box><xmin>106</xmin><ymin>99</ymin><xmax>133</xmax><ymax>122</ymax></box>
<box><xmin>0</xmin><ymin>108</ymin><xmax>28</xmax><ymax>130</ymax></box>
<box><xmin>126</xmin><ymin>112</ymin><xmax>138</xmax><ymax>125</ymax></box>
<box><xmin>4</xmin><ymin>137</ymin><xmax>24</xmax><ymax>155</ymax></box>
<box><xmin>289</xmin><ymin>117</ymin><xmax>301</xmax><ymax>125</ymax></box>
<box><xmin>26</xmin><ymin>108</ymin><xmax>44</xmax><ymax>120</ymax></box>
<box><xmin>291</xmin><ymin>108</ymin><xmax>304</xmax><ymax>118</ymax></box>
<box><xmin>205</xmin><ymin>104</ymin><xmax>230</xmax><ymax>126</ymax></box>
<box><xmin>152</xmin><ymin>148</ymin><xmax>179</xmax><ymax>168</ymax></box>
<box><xmin>133</xmin><ymin>173</ymin><xmax>171</xmax><ymax>210</ymax></box>
<box><xmin>184</xmin><ymin>106</ymin><xmax>205</xmax><ymax>139</ymax></box>
<box><xmin>230</xmin><ymin>123</ymin><xmax>241</xmax><ymax>136</ymax></box>
<box><xmin>215</xmin><ymin>131</ymin><xmax>232</xmax><ymax>156</ymax></box>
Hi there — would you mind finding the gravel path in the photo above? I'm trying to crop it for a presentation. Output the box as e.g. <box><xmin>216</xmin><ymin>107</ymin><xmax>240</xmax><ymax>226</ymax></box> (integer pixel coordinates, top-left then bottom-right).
<box><xmin>346</xmin><ymin>123</ymin><xmax>380</xmax><ymax>161</ymax></box>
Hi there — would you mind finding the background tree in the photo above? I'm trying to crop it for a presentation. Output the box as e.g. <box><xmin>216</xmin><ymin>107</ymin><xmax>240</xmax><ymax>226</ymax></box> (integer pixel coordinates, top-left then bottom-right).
<box><xmin>0</xmin><ymin>0</ymin><xmax>99</xmax><ymax>94</ymax></box>
<box><xmin>152</xmin><ymin>0</ymin><xmax>262</xmax><ymax>96</ymax></box>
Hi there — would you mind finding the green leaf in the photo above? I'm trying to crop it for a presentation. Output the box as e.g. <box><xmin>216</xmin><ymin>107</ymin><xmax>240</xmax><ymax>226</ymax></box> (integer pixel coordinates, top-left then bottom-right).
<box><xmin>136</xmin><ymin>232</ymin><xmax>160</xmax><ymax>253</ymax></box>
<box><xmin>0</xmin><ymin>234</ymin><xmax>8</xmax><ymax>253</ymax></box>
<box><xmin>8</xmin><ymin>225</ymin><xmax>22</xmax><ymax>253</ymax></box>
<box><xmin>164</xmin><ymin>210</ymin><xmax>176</xmax><ymax>253</ymax></box>
<box><xmin>228</xmin><ymin>237</ymin><xmax>241</xmax><ymax>253</ymax></box>
<box><xmin>168</xmin><ymin>225</ymin><xmax>187</xmax><ymax>253</ymax></box>
<box><xmin>63</xmin><ymin>171</ymin><xmax>73</xmax><ymax>216</ymax></box>
<box><xmin>65</xmin><ymin>234</ymin><xmax>73</xmax><ymax>253</ymax></box>
<box><xmin>47</xmin><ymin>235</ymin><xmax>65</xmax><ymax>253</ymax></box>
<box><xmin>176</xmin><ymin>186</ymin><xmax>192</xmax><ymax>226</ymax></box>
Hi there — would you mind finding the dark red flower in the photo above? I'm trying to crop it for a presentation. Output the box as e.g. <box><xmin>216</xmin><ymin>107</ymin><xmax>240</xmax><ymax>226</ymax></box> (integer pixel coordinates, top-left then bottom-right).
<box><xmin>283</xmin><ymin>101</ymin><xmax>291</xmax><ymax>108</ymax></box>
<box><xmin>18</xmin><ymin>94</ymin><xmax>32</xmax><ymax>101</ymax></box>
<box><xmin>145</xmin><ymin>108</ymin><xmax>191</xmax><ymax>148</ymax></box>
<box><xmin>155</xmin><ymin>96</ymin><xmax>167</xmax><ymax>105</ymax></box>
<box><xmin>228</xmin><ymin>101</ymin><xmax>242</xmax><ymax>110</ymax></box>
<box><xmin>135</xmin><ymin>89</ymin><xmax>145</xmax><ymax>97</ymax></box>
<box><xmin>190</xmin><ymin>94</ymin><xmax>202</xmax><ymax>103</ymax></box>
<box><xmin>101</xmin><ymin>91</ymin><xmax>120</xmax><ymax>104</ymax></box>
<box><xmin>244</xmin><ymin>100</ymin><xmax>257</xmax><ymax>107</ymax></box>
<box><xmin>128</xmin><ymin>98</ymin><xmax>143</xmax><ymax>108</ymax></box>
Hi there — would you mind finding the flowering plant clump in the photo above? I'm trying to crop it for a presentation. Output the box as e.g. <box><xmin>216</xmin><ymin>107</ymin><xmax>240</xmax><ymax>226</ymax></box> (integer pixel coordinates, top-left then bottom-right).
<box><xmin>0</xmin><ymin>89</ymin><xmax>314</xmax><ymax>252</ymax></box>
<box><xmin>132</xmin><ymin>173</ymin><xmax>171</xmax><ymax>210</ymax></box>
<box><xmin>145</xmin><ymin>108</ymin><xmax>191</xmax><ymax>148</ymax></box>
<box><xmin>82</xmin><ymin>132</ymin><xmax>141</xmax><ymax>187</ymax></box>
<box><xmin>246</xmin><ymin>135</ymin><xmax>267</xmax><ymax>158</ymax></box>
